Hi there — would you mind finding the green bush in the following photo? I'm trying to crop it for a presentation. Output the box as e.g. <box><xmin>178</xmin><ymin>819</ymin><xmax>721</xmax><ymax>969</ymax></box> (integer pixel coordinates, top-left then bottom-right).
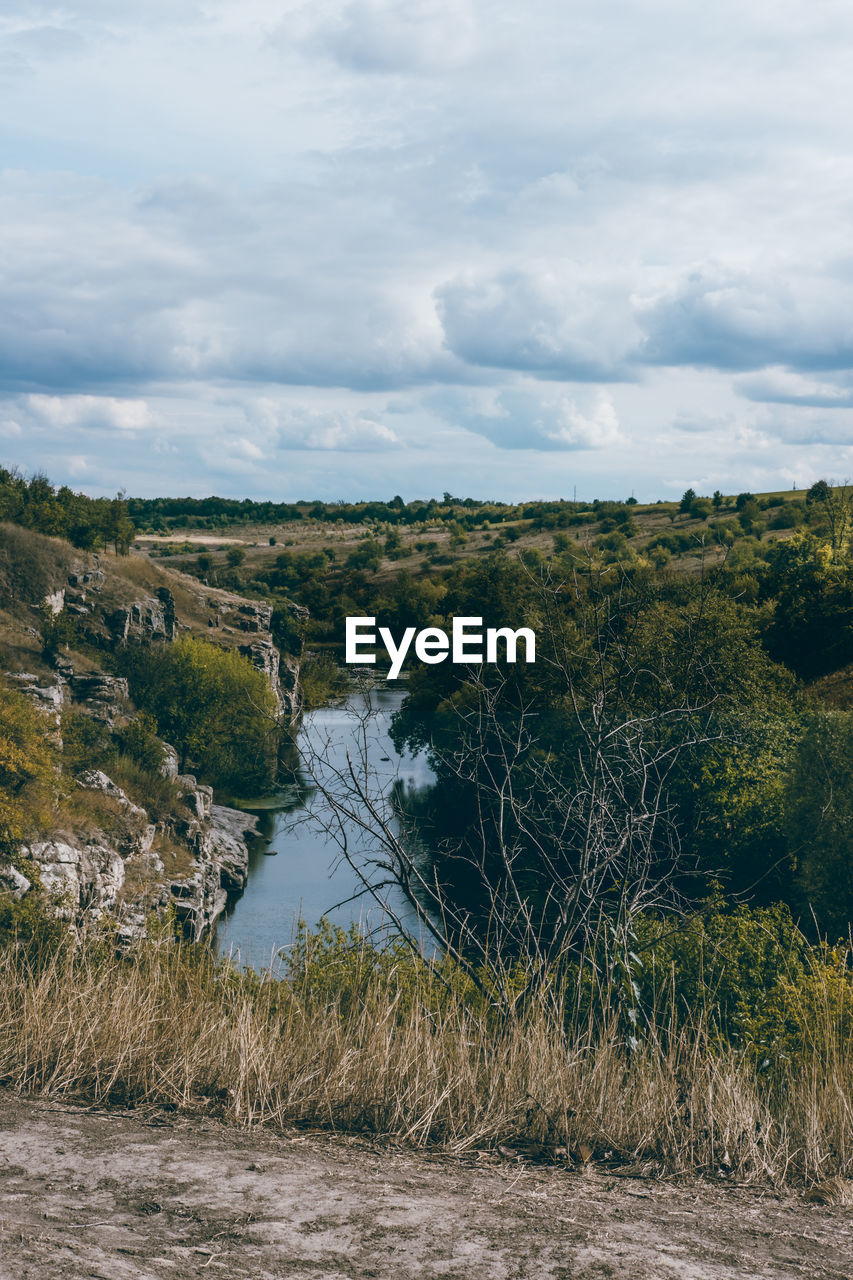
<box><xmin>635</xmin><ymin>901</ymin><xmax>814</xmax><ymax>1052</ymax></box>
<box><xmin>0</xmin><ymin>683</ymin><xmax>57</xmax><ymax>859</ymax></box>
<box><xmin>119</xmin><ymin>637</ymin><xmax>280</xmax><ymax>795</ymax></box>
<box><xmin>118</xmin><ymin>711</ymin><xmax>166</xmax><ymax>775</ymax></box>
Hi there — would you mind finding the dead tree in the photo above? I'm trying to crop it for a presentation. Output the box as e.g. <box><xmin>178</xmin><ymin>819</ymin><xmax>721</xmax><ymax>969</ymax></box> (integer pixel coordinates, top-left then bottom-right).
<box><xmin>299</xmin><ymin>565</ymin><xmax>732</xmax><ymax>1017</ymax></box>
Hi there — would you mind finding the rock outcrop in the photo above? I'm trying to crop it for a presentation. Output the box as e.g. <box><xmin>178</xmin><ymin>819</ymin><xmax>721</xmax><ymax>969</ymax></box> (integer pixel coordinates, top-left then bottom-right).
<box><xmin>6</xmin><ymin>672</ymin><xmax>65</xmax><ymax>741</ymax></box>
<box><xmin>15</xmin><ymin>766</ymin><xmax>259</xmax><ymax>945</ymax></box>
<box><xmin>107</xmin><ymin>587</ymin><xmax>178</xmax><ymax>645</ymax></box>
<box><xmin>0</xmin><ymin>546</ymin><xmax>302</xmax><ymax>945</ymax></box>
<box><xmin>56</xmin><ymin>561</ymin><xmax>302</xmax><ymax>725</ymax></box>
<box><xmin>67</xmin><ymin>674</ymin><xmax>130</xmax><ymax>727</ymax></box>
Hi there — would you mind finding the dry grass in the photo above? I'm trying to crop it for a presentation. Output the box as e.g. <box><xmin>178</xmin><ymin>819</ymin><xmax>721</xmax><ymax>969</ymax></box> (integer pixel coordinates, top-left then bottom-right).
<box><xmin>0</xmin><ymin>933</ymin><xmax>850</xmax><ymax>1188</ymax></box>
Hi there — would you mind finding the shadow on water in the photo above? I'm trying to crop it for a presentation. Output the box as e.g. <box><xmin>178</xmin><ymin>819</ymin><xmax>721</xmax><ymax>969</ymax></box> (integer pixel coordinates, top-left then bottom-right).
<box><xmin>214</xmin><ymin>685</ymin><xmax>435</xmax><ymax>971</ymax></box>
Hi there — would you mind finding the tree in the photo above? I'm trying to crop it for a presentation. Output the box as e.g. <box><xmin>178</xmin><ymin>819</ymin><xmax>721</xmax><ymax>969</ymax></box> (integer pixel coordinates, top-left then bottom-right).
<box><xmin>123</xmin><ymin>638</ymin><xmax>280</xmax><ymax>793</ymax></box>
<box><xmin>804</xmin><ymin>481</ymin><xmax>852</xmax><ymax>559</ymax></box>
<box><xmin>0</xmin><ymin>683</ymin><xmax>56</xmax><ymax>859</ymax></box>
<box><xmin>679</xmin><ymin>488</ymin><xmax>697</xmax><ymax>514</ymax></box>
<box><xmin>103</xmin><ymin>491</ymin><xmax>136</xmax><ymax>555</ymax></box>
<box><xmin>737</xmin><ymin>499</ymin><xmax>761</xmax><ymax>534</ymax></box>
<box><xmin>300</xmin><ymin>563</ymin><xmax>785</xmax><ymax>1015</ymax></box>
<box><xmin>762</xmin><ymin>532</ymin><xmax>853</xmax><ymax>677</ymax></box>
<box><xmin>785</xmin><ymin>710</ymin><xmax>853</xmax><ymax>939</ymax></box>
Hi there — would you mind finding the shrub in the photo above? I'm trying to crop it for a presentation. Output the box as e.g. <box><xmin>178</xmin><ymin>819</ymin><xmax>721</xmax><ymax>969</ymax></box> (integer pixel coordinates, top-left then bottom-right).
<box><xmin>119</xmin><ymin>637</ymin><xmax>280</xmax><ymax>795</ymax></box>
<box><xmin>118</xmin><ymin>712</ymin><xmax>166</xmax><ymax>775</ymax></box>
<box><xmin>0</xmin><ymin>683</ymin><xmax>56</xmax><ymax>859</ymax></box>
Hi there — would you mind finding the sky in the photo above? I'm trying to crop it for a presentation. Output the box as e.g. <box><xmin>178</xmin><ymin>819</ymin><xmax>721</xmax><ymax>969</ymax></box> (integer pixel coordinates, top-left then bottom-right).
<box><xmin>2</xmin><ymin>0</ymin><xmax>853</xmax><ymax>503</ymax></box>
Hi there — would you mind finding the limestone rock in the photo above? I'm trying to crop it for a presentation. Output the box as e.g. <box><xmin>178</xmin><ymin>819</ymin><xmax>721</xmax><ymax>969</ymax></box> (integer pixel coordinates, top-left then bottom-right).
<box><xmin>160</xmin><ymin>742</ymin><xmax>179</xmax><ymax>779</ymax></box>
<box><xmin>68</xmin><ymin>673</ymin><xmax>129</xmax><ymax>727</ymax></box>
<box><xmin>26</xmin><ymin>837</ymin><xmax>125</xmax><ymax>924</ymax></box>
<box><xmin>107</xmin><ymin>588</ymin><xmax>178</xmax><ymax>645</ymax></box>
<box><xmin>0</xmin><ymin>863</ymin><xmax>31</xmax><ymax>899</ymax></box>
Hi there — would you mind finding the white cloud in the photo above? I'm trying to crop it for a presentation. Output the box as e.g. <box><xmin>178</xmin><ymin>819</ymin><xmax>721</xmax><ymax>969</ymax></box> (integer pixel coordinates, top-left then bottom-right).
<box><xmin>25</xmin><ymin>394</ymin><xmax>152</xmax><ymax>431</ymax></box>
<box><xmin>292</xmin><ymin>0</ymin><xmax>478</xmax><ymax>73</ymax></box>
<box><xmin>432</xmin><ymin>384</ymin><xmax>624</xmax><ymax>451</ymax></box>
<box><xmin>3</xmin><ymin>0</ymin><xmax>853</xmax><ymax>498</ymax></box>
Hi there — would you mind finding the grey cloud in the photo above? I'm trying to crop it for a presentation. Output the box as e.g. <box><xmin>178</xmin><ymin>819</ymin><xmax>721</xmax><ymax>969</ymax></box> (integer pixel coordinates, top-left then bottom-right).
<box><xmin>752</xmin><ymin>407</ymin><xmax>853</xmax><ymax>446</ymax></box>
<box><xmin>670</xmin><ymin>410</ymin><xmax>735</xmax><ymax>434</ymax></box>
<box><xmin>285</xmin><ymin>0</ymin><xmax>477</xmax><ymax>74</ymax></box>
<box><xmin>0</xmin><ymin>174</ymin><xmax>460</xmax><ymax>396</ymax></box>
<box><xmin>636</xmin><ymin>267</ymin><xmax>853</xmax><ymax>373</ymax></box>
<box><xmin>735</xmin><ymin>367</ymin><xmax>853</xmax><ymax>407</ymax></box>
<box><xmin>436</xmin><ymin>269</ymin><xmax>639</xmax><ymax>381</ymax></box>
<box><xmin>431</xmin><ymin>385</ymin><xmax>623</xmax><ymax>451</ymax></box>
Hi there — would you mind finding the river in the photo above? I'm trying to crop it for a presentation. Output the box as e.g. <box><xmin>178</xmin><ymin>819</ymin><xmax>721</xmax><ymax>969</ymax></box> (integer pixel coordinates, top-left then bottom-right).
<box><xmin>214</xmin><ymin>685</ymin><xmax>434</xmax><ymax>970</ymax></box>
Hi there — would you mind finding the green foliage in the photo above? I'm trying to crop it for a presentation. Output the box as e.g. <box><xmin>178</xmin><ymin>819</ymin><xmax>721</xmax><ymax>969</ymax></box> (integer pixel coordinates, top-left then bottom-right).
<box><xmin>0</xmin><ymin>877</ymin><xmax>69</xmax><ymax>952</ymax></box>
<box><xmin>635</xmin><ymin>901</ymin><xmax>823</xmax><ymax>1054</ymax></box>
<box><xmin>118</xmin><ymin>711</ymin><xmax>166</xmax><ymax>774</ymax></box>
<box><xmin>119</xmin><ymin>637</ymin><xmax>279</xmax><ymax>794</ymax></box>
<box><xmin>690</xmin><ymin>497</ymin><xmax>713</xmax><ymax>520</ymax></box>
<box><xmin>785</xmin><ymin>710</ymin><xmax>853</xmax><ymax>939</ymax></box>
<box><xmin>763</xmin><ymin>532</ymin><xmax>853</xmax><ymax>677</ymax></box>
<box><xmin>299</xmin><ymin>654</ymin><xmax>349</xmax><ymax>710</ymax></box>
<box><xmin>0</xmin><ymin>683</ymin><xmax>56</xmax><ymax>859</ymax></box>
<box><xmin>61</xmin><ymin>708</ymin><xmax>115</xmax><ymax>774</ymax></box>
<box><xmin>37</xmin><ymin>603</ymin><xmax>77</xmax><ymax>659</ymax></box>
<box><xmin>0</xmin><ymin>468</ymin><xmax>135</xmax><ymax>553</ymax></box>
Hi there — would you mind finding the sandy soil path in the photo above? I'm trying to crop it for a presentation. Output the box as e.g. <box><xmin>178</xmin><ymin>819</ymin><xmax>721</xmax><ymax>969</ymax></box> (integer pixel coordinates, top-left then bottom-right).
<box><xmin>0</xmin><ymin>1092</ymin><xmax>850</xmax><ymax>1280</ymax></box>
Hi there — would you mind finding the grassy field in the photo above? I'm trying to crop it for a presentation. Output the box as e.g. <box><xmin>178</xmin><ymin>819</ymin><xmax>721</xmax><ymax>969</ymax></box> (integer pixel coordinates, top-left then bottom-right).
<box><xmin>1</xmin><ymin>924</ymin><xmax>851</xmax><ymax>1187</ymax></box>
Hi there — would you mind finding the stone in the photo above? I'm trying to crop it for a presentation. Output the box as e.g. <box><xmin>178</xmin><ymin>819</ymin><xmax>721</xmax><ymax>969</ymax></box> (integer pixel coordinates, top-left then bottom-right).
<box><xmin>107</xmin><ymin>588</ymin><xmax>177</xmax><ymax>646</ymax></box>
<box><xmin>7</xmin><ymin>673</ymin><xmax>65</xmax><ymax>742</ymax></box>
<box><xmin>160</xmin><ymin>743</ymin><xmax>179</xmax><ymax>778</ymax></box>
<box><xmin>68</xmin><ymin>673</ymin><xmax>129</xmax><ymax>727</ymax></box>
<box><xmin>0</xmin><ymin>863</ymin><xmax>31</xmax><ymax>899</ymax></box>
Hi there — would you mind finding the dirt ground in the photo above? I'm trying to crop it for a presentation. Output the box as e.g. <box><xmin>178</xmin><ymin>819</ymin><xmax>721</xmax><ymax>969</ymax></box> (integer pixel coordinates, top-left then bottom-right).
<box><xmin>0</xmin><ymin>1093</ymin><xmax>850</xmax><ymax>1280</ymax></box>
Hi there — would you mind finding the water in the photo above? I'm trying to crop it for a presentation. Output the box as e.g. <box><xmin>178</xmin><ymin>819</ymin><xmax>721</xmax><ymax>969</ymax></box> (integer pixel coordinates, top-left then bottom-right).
<box><xmin>214</xmin><ymin>685</ymin><xmax>434</xmax><ymax>970</ymax></box>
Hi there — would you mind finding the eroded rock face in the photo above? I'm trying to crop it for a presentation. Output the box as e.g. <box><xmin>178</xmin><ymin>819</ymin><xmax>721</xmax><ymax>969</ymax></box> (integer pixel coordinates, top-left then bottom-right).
<box><xmin>68</xmin><ymin>674</ymin><xmax>130</xmax><ymax>728</ymax></box>
<box><xmin>13</xmin><ymin>770</ymin><xmax>259</xmax><ymax>945</ymax></box>
<box><xmin>0</xmin><ymin>864</ymin><xmax>31</xmax><ymax>899</ymax></box>
<box><xmin>27</xmin><ymin>837</ymin><xmax>127</xmax><ymax>925</ymax></box>
<box><xmin>107</xmin><ymin>587</ymin><xmax>178</xmax><ymax>645</ymax></box>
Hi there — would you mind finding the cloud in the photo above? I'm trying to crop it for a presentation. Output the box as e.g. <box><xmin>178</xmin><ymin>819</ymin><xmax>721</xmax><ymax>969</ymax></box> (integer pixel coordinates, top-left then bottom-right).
<box><xmin>436</xmin><ymin>268</ymin><xmax>638</xmax><ymax>381</ymax></box>
<box><xmin>25</xmin><ymin>394</ymin><xmax>153</xmax><ymax>431</ymax></box>
<box><xmin>735</xmin><ymin>366</ymin><xmax>853</xmax><ymax>407</ymax></box>
<box><xmin>0</xmin><ymin>172</ymin><xmax>460</xmax><ymax>396</ymax></box>
<box><xmin>635</xmin><ymin>265</ymin><xmax>853</xmax><ymax>373</ymax></box>
<box><xmin>433</xmin><ymin>385</ymin><xmax>624</xmax><ymax>451</ymax></box>
<box><xmin>749</xmin><ymin>405</ymin><xmax>853</xmax><ymax>446</ymax></box>
<box><xmin>6</xmin><ymin>0</ymin><xmax>853</xmax><ymax>500</ymax></box>
<box><xmin>246</xmin><ymin>400</ymin><xmax>400</xmax><ymax>451</ymax></box>
<box><xmin>288</xmin><ymin>0</ymin><xmax>478</xmax><ymax>74</ymax></box>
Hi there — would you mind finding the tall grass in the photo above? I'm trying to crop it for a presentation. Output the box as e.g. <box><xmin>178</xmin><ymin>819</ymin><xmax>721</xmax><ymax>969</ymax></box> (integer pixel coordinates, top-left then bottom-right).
<box><xmin>0</xmin><ymin>925</ymin><xmax>850</xmax><ymax>1187</ymax></box>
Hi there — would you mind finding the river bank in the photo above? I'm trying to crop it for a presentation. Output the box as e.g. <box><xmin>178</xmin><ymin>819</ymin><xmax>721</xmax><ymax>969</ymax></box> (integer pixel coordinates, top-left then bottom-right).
<box><xmin>215</xmin><ymin>683</ymin><xmax>434</xmax><ymax>968</ymax></box>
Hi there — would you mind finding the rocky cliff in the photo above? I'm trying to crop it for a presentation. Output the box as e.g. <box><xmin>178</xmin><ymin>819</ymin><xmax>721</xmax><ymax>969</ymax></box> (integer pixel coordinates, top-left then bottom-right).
<box><xmin>45</xmin><ymin>556</ymin><xmax>302</xmax><ymax>723</ymax></box>
<box><xmin>0</xmin><ymin>530</ymin><xmax>302</xmax><ymax>942</ymax></box>
<box><xmin>3</xmin><ymin>672</ymin><xmax>259</xmax><ymax>942</ymax></box>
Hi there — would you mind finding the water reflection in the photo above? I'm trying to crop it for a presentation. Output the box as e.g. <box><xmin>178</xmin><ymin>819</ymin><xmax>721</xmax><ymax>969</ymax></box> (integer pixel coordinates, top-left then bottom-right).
<box><xmin>214</xmin><ymin>685</ymin><xmax>434</xmax><ymax>971</ymax></box>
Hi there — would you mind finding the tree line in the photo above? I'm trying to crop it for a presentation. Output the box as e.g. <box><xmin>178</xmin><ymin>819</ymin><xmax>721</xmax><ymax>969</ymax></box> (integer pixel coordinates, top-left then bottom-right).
<box><xmin>0</xmin><ymin>468</ymin><xmax>135</xmax><ymax>554</ymax></box>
